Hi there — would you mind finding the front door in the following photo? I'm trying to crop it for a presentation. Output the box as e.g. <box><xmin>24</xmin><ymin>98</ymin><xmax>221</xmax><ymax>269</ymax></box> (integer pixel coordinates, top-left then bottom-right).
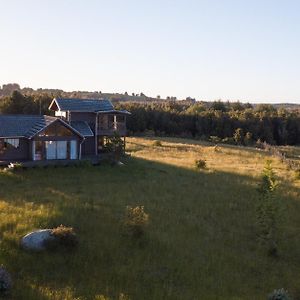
<box><xmin>45</xmin><ymin>141</ymin><xmax>68</xmax><ymax>160</ymax></box>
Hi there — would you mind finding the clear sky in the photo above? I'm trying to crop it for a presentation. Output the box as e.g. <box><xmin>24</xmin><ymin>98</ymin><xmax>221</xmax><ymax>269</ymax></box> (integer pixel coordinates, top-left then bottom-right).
<box><xmin>1</xmin><ymin>0</ymin><xmax>300</xmax><ymax>103</ymax></box>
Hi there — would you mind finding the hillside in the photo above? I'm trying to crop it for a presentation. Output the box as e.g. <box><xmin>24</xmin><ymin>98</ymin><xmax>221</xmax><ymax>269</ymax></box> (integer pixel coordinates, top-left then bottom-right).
<box><xmin>0</xmin><ymin>137</ymin><xmax>300</xmax><ymax>299</ymax></box>
<box><xmin>1</xmin><ymin>83</ymin><xmax>300</xmax><ymax>109</ymax></box>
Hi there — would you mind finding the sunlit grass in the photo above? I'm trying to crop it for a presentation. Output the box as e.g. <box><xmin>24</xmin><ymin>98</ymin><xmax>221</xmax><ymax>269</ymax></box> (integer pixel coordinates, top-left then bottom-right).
<box><xmin>0</xmin><ymin>137</ymin><xmax>299</xmax><ymax>299</ymax></box>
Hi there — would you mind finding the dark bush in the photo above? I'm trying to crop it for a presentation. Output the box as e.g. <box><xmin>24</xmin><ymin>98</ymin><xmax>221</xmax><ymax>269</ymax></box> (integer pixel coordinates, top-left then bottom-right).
<box><xmin>268</xmin><ymin>288</ymin><xmax>292</xmax><ymax>300</ymax></box>
<box><xmin>0</xmin><ymin>267</ymin><xmax>12</xmax><ymax>296</ymax></box>
<box><xmin>195</xmin><ymin>159</ymin><xmax>206</xmax><ymax>170</ymax></box>
<box><xmin>153</xmin><ymin>140</ymin><xmax>162</xmax><ymax>147</ymax></box>
<box><xmin>46</xmin><ymin>225</ymin><xmax>78</xmax><ymax>250</ymax></box>
<box><xmin>123</xmin><ymin>206</ymin><xmax>149</xmax><ymax>238</ymax></box>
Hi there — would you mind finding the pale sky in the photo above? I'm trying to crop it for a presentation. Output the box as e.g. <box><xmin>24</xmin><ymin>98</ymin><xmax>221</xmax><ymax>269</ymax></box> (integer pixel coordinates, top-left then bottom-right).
<box><xmin>1</xmin><ymin>0</ymin><xmax>300</xmax><ymax>103</ymax></box>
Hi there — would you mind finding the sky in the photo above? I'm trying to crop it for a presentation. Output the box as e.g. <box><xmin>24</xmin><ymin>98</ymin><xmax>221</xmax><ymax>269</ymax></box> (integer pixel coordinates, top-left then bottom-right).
<box><xmin>0</xmin><ymin>0</ymin><xmax>300</xmax><ymax>103</ymax></box>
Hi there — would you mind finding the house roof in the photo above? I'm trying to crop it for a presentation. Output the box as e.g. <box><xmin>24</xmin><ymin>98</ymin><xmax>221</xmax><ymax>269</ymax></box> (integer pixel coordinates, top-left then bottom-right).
<box><xmin>0</xmin><ymin>115</ymin><xmax>84</xmax><ymax>139</ymax></box>
<box><xmin>96</xmin><ymin>109</ymin><xmax>131</xmax><ymax>115</ymax></box>
<box><xmin>49</xmin><ymin>98</ymin><xmax>114</xmax><ymax>112</ymax></box>
<box><xmin>70</xmin><ymin>121</ymin><xmax>94</xmax><ymax>137</ymax></box>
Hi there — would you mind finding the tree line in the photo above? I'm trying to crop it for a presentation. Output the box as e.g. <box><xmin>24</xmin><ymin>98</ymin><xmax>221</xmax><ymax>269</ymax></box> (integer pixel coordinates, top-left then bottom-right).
<box><xmin>115</xmin><ymin>101</ymin><xmax>300</xmax><ymax>145</ymax></box>
<box><xmin>1</xmin><ymin>91</ymin><xmax>300</xmax><ymax>145</ymax></box>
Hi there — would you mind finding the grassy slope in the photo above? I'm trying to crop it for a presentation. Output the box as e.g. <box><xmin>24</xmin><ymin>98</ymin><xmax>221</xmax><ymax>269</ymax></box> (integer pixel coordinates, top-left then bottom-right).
<box><xmin>0</xmin><ymin>137</ymin><xmax>300</xmax><ymax>300</ymax></box>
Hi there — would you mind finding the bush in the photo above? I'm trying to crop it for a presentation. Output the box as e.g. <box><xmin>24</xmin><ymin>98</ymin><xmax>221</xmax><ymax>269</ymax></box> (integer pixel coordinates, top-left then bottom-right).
<box><xmin>0</xmin><ymin>267</ymin><xmax>12</xmax><ymax>296</ymax></box>
<box><xmin>46</xmin><ymin>225</ymin><xmax>78</xmax><ymax>250</ymax></box>
<box><xmin>256</xmin><ymin>161</ymin><xmax>281</xmax><ymax>256</ymax></box>
<box><xmin>105</xmin><ymin>133</ymin><xmax>125</xmax><ymax>162</ymax></box>
<box><xmin>153</xmin><ymin>140</ymin><xmax>162</xmax><ymax>147</ymax></box>
<box><xmin>124</xmin><ymin>206</ymin><xmax>149</xmax><ymax>238</ymax></box>
<box><xmin>221</xmin><ymin>137</ymin><xmax>235</xmax><ymax>145</ymax></box>
<box><xmin>195</xmin><ymin>159</ymin><xmax>206</xmax><ymax>170</ymax></box>
<box><xmin>209</xmin><ymin>136</ymin><xmax>221</xmax><ymax>144</ymax></box>
<box><xmin>268</xmin><ymin>288</ymin><xmax>292</xmax><ymax>300</ymax></box>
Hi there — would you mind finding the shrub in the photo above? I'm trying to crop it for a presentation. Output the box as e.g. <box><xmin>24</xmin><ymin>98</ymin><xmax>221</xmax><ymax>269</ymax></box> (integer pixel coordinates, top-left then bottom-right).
<box><xmin>233</xmin><ymin>128</ymin><xmax>244</xmax><ymax>145</ymax></box>
<box><xmin>0</xmin><ymin>266</ymin><xmax>12</xmax><ymax>296</ymax></box>
<box><xmin>256</xmin><ymin>161</ymin><xmax>281</xmax><ymax>256</ymax></box>
<box><xmin>46</xmin><ymin>225</ymin><xmax>78</xmax><ymax>250</ymax></box>
<box><xmin>153</xmin><ymin>140</ymin><xmax>162</xmax><ymax>147</ymax></box>
<box><xmin>105</xmin><ymin>133</ymin><xmax>125</xmax><ymax>162</ymax></box>
<box><xmin>221</xmin><ymin>137</ymin><xmax>235</xmax><ymax>145</ymax></box>
<box><xmin>268</xmin><ymin>288</ymin><xmax>292</xmax><ymax>300</ymax></box>
<box><xmin>209</xmin><ymin>136</ymin><xmax>221</xmax><ymax>144</ymax></box>
<box><xmin>124</xmin><ymin>206</ymin><xmax>149</xmax><ymax>238</ymax></box>
<box><xmin>195</xmin><ymin>159</ymin><xmax>206</xmax><ymax>170</ymax></box>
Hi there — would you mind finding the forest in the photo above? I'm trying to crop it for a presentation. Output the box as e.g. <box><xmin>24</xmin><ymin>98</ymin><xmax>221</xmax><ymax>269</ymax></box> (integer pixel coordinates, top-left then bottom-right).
<box><xmin>1</xmin><ymin>90</ymin><xmax>300</xmax><ymax>145</ymax></box>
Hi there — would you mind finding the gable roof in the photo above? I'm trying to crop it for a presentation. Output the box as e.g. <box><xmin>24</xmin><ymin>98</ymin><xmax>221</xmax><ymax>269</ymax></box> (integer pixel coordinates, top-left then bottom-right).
<box><xmin>49</xmin><ymin>98</ymin><xmax>114</xmax><ymax>112</ymax></box>
<box><xmin>0</xmin><ymin>115</ymin><xmax>84</xmax><ymax>139</ymax></box>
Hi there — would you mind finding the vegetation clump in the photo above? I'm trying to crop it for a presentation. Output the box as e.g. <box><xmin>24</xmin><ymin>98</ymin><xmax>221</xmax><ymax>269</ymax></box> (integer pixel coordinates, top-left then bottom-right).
<box><xmin>105</xmin><ymin>133</ymin><xmax>125</xmax><ymax>163</ymax></box>
<box><xmin>0</xmin><ymin>266</ymin><xmax>12</xmax><ymax>296</ymax></box>
<box><xmin>268</xmin><ymin>288</ymin><xmax>292</xmax><ymax>300</ymax></box>
<box><xmin>153</xmin><ymin>140</ymin><xmax>162</xmax><ymax>147</ymax></box>
<box><xmin>195</xmin><ymin>159</ymin><xmax>206</xmax><ymax>170</ymax></box>
<box><xmin>46</xmin><ymin>225</ymin><xmax>78</xmax><ymax>250</ymax></box>
<box><xmin>256</xmin><ymin>160</ymin><xmax>281</xmax><ymax>256</ymax></box>
<box><xmin>123</xmin><ymin>206</ymin><xmax>149</xmax><ymax>238</ymax></box>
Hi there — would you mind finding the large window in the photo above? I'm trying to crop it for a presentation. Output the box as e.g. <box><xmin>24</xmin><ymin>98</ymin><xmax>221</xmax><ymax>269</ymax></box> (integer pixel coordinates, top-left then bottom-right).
<box><xmin>4</xmin><ymin>138</ymin><xmax>19</xmax><ymax>149</ymax></box>
<box><xmin>39</xmin><ymin>122</ymin><xmax>73</xmax><ymax>137</ymax></box>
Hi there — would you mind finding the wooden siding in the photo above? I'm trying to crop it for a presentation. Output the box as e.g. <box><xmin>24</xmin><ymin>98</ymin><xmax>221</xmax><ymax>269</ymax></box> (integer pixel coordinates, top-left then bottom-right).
<box><xmin>81</xmin><ymin>137</ymin><xmax>95</xmax><ymax>155</ymax></box>
<box><xmin>0</xmin><ymin>138</ymin><xmax>30</xmax><ymax>161</ymax></box>
<box><xmin>69</xmin><ymin>112</ymin><xmax>96</xmax><ymax>131</ymax></box>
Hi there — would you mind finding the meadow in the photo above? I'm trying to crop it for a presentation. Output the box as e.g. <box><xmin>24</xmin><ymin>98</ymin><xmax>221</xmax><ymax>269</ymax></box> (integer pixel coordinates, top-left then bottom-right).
<box><xmin>0</xmin><ymin>137</ymin><xmax>300</xmax><ymax>299</ymax></box>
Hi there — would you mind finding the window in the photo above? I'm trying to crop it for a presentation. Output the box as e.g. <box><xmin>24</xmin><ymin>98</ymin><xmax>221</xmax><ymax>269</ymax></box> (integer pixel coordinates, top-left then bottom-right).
<box><xmin>39</xmin><ymin>122</ymin><xmax>73</xmax><ymax>137</ymax></box>
<box><xmin>4</xmin><ymin>138</ymin><xmax>19</xmax><ymax>149</ymax></box>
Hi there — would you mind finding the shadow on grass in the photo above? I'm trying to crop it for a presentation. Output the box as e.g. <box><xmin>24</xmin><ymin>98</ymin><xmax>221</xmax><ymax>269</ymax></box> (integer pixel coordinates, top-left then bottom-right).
<box><xmin>0</xmin><ymin>156</ymin><xmax>299</xmax><ymax>299</ymax></box>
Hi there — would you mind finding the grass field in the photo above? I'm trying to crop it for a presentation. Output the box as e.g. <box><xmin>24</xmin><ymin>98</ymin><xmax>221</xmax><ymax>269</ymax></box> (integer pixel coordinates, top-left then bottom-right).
<box><xmin>0</xmin><ymin>137</ymin><xmax>300</xmax><ymax>299</ymax></box>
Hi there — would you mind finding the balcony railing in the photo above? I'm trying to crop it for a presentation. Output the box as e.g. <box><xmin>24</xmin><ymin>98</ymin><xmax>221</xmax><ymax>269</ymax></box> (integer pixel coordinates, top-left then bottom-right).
<box><xmin>97</xmin><ymin>122</ymin><xmax>126</xmax><ymax>136</ymax></box>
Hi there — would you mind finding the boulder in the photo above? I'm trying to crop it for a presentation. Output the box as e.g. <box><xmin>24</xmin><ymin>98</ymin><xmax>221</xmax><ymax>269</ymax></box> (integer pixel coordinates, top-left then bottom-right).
<box><xmin>21</xmin><ymin>229</ymin><xmax>54</xmax><ymax>251</ymax></box>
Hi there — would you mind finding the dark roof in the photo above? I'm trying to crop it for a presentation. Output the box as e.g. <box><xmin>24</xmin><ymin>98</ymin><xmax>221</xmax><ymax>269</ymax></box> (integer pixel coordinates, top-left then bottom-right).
<box><xmin>0</xmin><ymin>115</ymin><xmax>83</xmax><ymax>138</ymax></box>
<box><xmin>51</xmin><ymin>98</ymin><xmax>114</xmax><ymax>112</ymax></box>
<box><xmin>0</xmin><ymin>115</ymin><xmax>57</xmax><ymax>138</ymax></box>
<box><xmin>70</xmin><ymin>121</ymin><xmax>94</xmax><ymax>137</ymax></box>
<box><xmin>97</xmin><ymin>109</ymin><xmax>131</xmax><ymax>115</ymax></box>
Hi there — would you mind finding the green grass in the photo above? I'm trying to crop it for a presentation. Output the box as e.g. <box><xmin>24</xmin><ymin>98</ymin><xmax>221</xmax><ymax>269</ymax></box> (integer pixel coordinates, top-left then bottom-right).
<box><xmin>0</xmin><ymin>137</ymin><xmax>300</xmax><ymax>299</ymax></box>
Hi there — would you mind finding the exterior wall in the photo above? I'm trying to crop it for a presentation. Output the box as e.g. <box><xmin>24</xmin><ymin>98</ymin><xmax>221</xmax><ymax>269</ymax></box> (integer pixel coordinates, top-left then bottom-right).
<box><xmin>69</xmin><ymin>112</ymin><xmax>96</xmax><ymax>131</ymax></box>
<box><xmin>32</xmin><ymin>136</ymin><xmax>81</xmax><ymax>160</ymax></box>
<box><xmin>32</xmin><ymin>121</ymin><xmax>82</xmax><ymax>160</ymax></box>
<box><xmin>81</xmin><ymin>137</ymin><xmax>95</xmax><ymax>155</ymax></box>
<box><xmin>0</xmin><ymin>138</ymin><xmax>30</xmax><ymax>161</ymax></box>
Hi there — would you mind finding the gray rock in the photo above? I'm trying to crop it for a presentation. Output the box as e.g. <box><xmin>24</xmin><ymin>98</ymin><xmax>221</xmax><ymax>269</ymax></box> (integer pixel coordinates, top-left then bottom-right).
<box><xmin>117</xmin><ymin>161</ymin><xmax>125</xmax><ymax>166</ymax></box>
<box><xmin>21</xmin><ymin>229</ymin><xmax>54</xmax><ymax>251</ymax></box>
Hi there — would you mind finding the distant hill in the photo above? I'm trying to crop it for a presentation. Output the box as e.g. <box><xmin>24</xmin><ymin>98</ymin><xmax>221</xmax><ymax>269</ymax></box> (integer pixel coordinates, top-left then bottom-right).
<box><xmin>0</xmin><ymin>83</ymin><xmax>299</xmax><ymax>109</ymax></box>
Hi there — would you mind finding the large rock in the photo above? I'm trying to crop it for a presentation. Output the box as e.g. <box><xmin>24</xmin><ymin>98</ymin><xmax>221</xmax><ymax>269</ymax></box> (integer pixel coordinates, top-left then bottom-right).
<box><xmin>21</xmin><ymin>229</ymin><xmax>54</xmax><ymax>251</ymax></box>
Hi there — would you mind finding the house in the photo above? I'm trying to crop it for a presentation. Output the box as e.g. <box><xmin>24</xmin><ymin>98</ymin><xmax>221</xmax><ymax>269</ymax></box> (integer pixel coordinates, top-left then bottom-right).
<box><xmin>0</xmin><ymin>98</ymin><xmax>130</xmax><ymax>163</ymax></box>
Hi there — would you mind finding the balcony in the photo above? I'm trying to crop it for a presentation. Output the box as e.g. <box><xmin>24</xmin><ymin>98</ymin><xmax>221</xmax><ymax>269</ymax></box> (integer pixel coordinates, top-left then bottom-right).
<box><xmin>97</xmin><ymin>121</ymin><xmax>126</xmax><ymax>136</ymax></box>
